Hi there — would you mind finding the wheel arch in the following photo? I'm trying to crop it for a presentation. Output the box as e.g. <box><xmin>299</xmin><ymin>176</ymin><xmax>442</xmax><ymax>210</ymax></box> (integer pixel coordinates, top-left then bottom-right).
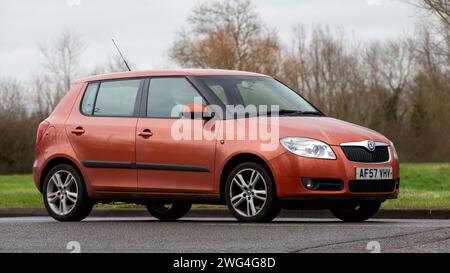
<box><xmin>219</xmin><ymin>153</ymin><xmax>277</xmax><ymax>202</ymax></box>
<box><xmin>39</xmin><ymin>156</ymin><xmax>85</xmax><ymax>193</ymax></box>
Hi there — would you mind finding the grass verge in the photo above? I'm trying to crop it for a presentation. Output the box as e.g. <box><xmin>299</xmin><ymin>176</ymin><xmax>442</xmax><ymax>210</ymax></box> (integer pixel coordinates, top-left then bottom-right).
<box><xmin>0</xmin><ymin>163</ymin><xmax>449</xmax><ymax>209</ymax></box>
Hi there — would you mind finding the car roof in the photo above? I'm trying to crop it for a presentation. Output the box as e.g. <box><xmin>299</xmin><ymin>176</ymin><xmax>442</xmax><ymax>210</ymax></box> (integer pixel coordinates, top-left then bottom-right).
<box><xmin>77</xmin><ymin>69</ymin><xmax>270</xmax><ymax>83</ymax></box>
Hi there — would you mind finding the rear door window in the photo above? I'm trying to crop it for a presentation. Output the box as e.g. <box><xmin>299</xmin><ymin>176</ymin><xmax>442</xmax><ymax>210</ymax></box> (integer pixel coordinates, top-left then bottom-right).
<box><xmin>92</xmin><ymin>79</ymin><xmax>141</xmax><ymax>117</ymax></box>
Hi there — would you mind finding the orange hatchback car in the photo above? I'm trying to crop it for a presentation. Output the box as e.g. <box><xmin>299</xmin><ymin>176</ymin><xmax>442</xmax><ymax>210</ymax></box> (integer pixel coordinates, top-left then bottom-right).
<box><xmin>33</xmin><ymin>69</ymin><xmax>399</xmax><ymax>222</ymax></box>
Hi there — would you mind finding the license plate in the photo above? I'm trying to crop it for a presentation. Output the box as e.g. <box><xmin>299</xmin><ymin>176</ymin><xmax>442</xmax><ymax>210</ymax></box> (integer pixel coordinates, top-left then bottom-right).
<box><xmin>356</xmin><ymin>167</ymin><xmax>393</xmax><ymax>180</ymax></box>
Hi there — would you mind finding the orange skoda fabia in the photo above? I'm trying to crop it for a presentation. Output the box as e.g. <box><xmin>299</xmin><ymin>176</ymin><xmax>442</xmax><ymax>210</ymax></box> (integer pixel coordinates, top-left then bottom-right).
<box><xmin>33</xmin><ymin>69</ymin><xmax>399</xmax><ymax>222</ymax></box>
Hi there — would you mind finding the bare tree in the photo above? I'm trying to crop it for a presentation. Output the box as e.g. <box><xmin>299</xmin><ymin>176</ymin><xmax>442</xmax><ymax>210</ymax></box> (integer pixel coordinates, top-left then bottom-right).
<box><xmin>269</xmin><ymin>22</ymin><xmax>433</xmax><ymax>160</ymax></box>
<box><xmin>33</xmin><ymin>29</ymin><xmax>85</xmax><ymax>117</ymax></box>
<box><xmin>31</xmin><ymin>75</ymin><xmax>54</xmax><ymax>118</ymax></box>
<box><xmin>170</xmin><ymin>0</ymin><xmax>282</xmax><ymax>76</ymax></box>
<box><xmin>0</xmin><ymin>78</ymin><xmax>26</xmax><ymax>118</ymax></box>
<box><xmin>366</xmin><ymin>39</ymin><xmax>414</xmax><ymax>124</ymax></box>
<box><xmin>90</xmin><ymin>54</ymin><xmax>132</xmax><ymax>75</ymax></box>
<box><xmin>0</xmin><ymin>78</ymin><xmax>37</xmax><ymax>173</ymax></box>
<box><xmin>282</xmin><ymin>26</ymin><xmax>363</xmax><ymax>119</ymax></box>
<box><xmin>419</xmin><ymin>0</ymin><xmax>450</xmax><ymax>26</ymax></box>
<box><xmin>1</xmin><ymin>30</ymin><xmax>129</xmax><ymax>173</ymax></box>
<box><xmin>407</xmin><ymin>1</ymin><xmax>450</xmax><ymax>62</ymax></box>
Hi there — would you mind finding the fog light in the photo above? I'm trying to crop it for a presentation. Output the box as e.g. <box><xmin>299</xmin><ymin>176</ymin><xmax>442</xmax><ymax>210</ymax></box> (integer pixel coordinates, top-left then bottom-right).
<box><xmin>302</xmin><ymin>178</ymin><xmax>320</xmax><ymax>190</ymax></box>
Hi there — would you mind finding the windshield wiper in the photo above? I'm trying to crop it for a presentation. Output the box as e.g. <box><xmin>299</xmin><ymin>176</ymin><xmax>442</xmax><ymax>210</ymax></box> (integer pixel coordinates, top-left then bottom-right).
<box><xmin>259</xmin><ymin>109</ymin><xmax>322</xmax><ymax>116</ymax></box>
<box><xmin>298</xmin><ymin>111</ymin><xmax>322</xmax><ymax>116</ymax></box>
<box><xmin>259</xmin><ymin>109</ymin><xmax>300</xmax><ymax>116</ymax></box>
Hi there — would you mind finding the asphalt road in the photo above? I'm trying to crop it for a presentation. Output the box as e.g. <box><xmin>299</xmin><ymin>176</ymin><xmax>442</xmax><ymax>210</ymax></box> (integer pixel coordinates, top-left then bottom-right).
<box><xmin>1</xmin><ymin>216</ymin><xmax>450</xmax><ymax>253</ymax></box>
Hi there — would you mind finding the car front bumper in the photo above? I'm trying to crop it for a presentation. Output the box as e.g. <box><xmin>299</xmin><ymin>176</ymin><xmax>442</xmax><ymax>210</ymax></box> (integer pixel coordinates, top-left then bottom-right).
<box><xmin>269</xmin><ymin>145</ymin><xmax>400</xmax><ymax>200</ymax></box>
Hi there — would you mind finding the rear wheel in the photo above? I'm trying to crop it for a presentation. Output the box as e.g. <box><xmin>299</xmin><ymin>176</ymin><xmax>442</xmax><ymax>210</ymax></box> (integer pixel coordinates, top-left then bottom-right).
<box><xmin>330</xmin><ymin>201</ymin><xmax>381</xmax><ymax>222</ymax></box>
<box><xmin>43</xmin><ymin>164</ymin><xmax>93</xmax><ymax>222</ymax></box>
<box><xmin>225</xmin><ymin>162</ymin><xmax>280</xmax><ymax>222</ymax></box>
<box><xmin>146</xmin><ymin>202</ymin><xmax>192</xmax><ymax>221</ymax></box>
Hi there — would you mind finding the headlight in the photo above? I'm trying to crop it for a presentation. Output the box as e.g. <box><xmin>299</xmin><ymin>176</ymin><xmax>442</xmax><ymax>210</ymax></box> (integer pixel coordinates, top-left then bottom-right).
<box><xmin>280</xmin><ymin>137</ymin><xmax>336</xmax><ymax>160</ymax></box>
<box><xmin>390</xmin><ymin>141</ymin><xmax>399</xmax><ymax>160</ymax></box>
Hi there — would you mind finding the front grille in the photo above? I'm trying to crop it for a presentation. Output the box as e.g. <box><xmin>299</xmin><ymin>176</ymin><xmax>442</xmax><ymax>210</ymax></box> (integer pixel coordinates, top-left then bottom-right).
<box><xmin>348</xmin><ymin>179</ymin><xmax>396</xmax><ymax>193</ymax></box>
<box><xmin>341</xmin><ymin>146</ymin><xmax>389</xmax><ymax>163</ymax></box>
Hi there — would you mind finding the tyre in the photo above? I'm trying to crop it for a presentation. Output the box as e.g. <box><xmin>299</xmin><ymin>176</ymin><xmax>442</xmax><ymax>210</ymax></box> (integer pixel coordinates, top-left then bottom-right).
<box><xmin>43</xmin><ymin>164</ymin><xmax>93</xmax><ymax>222</ymax></box>
<box><xmin>146</xmin><ymin>202</ymin><xmax>192</xmax><ymax>221</ymax></box>
<box><xmin>330</xmin><ymin>201</ymin><xmax>381</xmax><ymax>222</ymax></box>
<box><xmin>225</xmin><ymin>162</ymin><xmax>280</xmax><ymax>222</ymax></box>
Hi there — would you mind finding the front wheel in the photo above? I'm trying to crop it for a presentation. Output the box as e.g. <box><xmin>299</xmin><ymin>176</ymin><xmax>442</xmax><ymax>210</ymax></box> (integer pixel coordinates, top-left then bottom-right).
<box><xmin>225</xmin><ymin>162</ymin><xmax>280</xmax><ymax>222</ymax></box>
<box><xmin>43</xmin><ymin>164</ymin><xmax>93</xmax><ymax>222</ymax></box>
<box><xmin>146</xmin><ymin>202</ymin><xmax>192</xmax><ymax>221</ymax></box>
<box><xmin>330</xmin><ymin>201</ymin><xmax>381</xmax><ymax>222</ymax></box>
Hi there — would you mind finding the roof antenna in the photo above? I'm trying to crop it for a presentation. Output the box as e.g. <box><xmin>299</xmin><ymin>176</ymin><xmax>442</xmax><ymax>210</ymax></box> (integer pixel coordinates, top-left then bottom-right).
<box><xmin>112</xmin><ymin>38</ymin><xmax>132</xmax><ymax>72</ymax></box>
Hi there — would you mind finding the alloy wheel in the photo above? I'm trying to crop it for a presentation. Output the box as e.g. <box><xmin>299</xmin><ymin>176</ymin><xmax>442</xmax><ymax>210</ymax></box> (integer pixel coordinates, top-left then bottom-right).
<box><xmin>229</xmin><ymin>168</ymin><xmax>268</xmax><ymax>217</ymax></box>
<box><xmin>46</xmin><ymin>170</ymin><xmax>79</xmax><ymax>216</ymax></box>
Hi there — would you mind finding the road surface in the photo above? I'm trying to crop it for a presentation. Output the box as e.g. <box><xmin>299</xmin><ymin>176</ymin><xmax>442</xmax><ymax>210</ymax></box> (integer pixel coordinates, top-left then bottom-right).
<box><xmin>1</xmin><ymin>216</ymin><xmax>450</xmax><ymax>252</ymax></box>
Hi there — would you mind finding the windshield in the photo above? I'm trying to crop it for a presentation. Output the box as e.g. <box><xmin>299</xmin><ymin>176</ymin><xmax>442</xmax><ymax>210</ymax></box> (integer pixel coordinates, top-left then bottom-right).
<box><xmin>196</xmin><ymin>76</ymin><xmax>321</xmax><ymax>116</ymax></box>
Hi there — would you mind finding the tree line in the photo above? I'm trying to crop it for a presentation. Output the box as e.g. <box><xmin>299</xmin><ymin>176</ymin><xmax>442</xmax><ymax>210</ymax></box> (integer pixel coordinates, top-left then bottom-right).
<box><xmin>0</xmin><ymin>30</ymin><xmax>128</xmax><ymax>174</ymax></box>
<box><xmin>0</xmin><ymin>0</ymin><xmax>449</xmax><ymax>173</ymax></box>
<box><xmin>170</xmin><ymin>0</ymin><xmax>450</xmax><ymax>163</ymax></box>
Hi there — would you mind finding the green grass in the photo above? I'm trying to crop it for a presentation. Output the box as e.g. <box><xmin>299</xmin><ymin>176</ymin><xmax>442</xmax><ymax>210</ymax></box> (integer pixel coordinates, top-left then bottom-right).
<box><xmin>0</xmin><ymin>174</ymin><xmax>42</xmax><ymax>208</ymax></box>
<box><xmin>0</xmin><ymin>175</ymin><xmax>225</xmax><ymax>209</ymax></box>
<box><xmin>382</xmin><ymin>163</ymin><xmax>450</xmax><ymax>209</ymax></box>
<box><xmin>1</xmin><ymin>163</ymin><xmax>450</xmax><ymax>209</ymax></box>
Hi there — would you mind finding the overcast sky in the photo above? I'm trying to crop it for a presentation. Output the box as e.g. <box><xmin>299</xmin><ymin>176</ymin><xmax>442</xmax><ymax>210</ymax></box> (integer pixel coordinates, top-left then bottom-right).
<box><xmin>0</xmin><ymin>0</ymin><xmax>420</xmax><ymax>81</ymax></box>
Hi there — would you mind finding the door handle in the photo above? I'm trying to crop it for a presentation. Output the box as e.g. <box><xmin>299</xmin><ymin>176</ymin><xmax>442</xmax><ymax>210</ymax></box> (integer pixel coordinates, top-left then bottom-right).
<box><xmin>71</xmin><ymin>127</ymin><xmax>85</xmax><ymax>135</ymax></box>
<box><xmin>138</xmin><ymin>129</ymin><xmax>153</xmax><ymax>138</ymax></box>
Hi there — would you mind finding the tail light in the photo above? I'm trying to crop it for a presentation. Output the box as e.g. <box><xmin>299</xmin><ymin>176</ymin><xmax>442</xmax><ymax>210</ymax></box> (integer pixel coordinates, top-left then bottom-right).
<box><xmin>36</xmin><ymin>121</ymin><xmax>50</xmax><ymax>145</ymax></box>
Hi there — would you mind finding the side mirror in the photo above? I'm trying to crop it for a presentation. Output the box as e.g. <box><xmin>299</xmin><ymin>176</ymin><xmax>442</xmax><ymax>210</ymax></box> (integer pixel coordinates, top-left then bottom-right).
<box><xmin>182</xmin><ymin>103</ymin><xmax>215</xmax><ymax>120</ymax></box>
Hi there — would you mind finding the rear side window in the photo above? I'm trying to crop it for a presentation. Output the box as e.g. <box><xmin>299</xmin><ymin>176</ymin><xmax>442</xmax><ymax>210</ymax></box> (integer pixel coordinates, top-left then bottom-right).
<box><xmin>80</xmin><ymin>79</ymin><xmax>141</xmax><ymax>117</ymax></box>
<box><xmin>147</xmin><ymin>77</ymin><xmax>204</xmax><ymax>118</ymax></box>
<box><xmin>80</xmin><ymin>83</ymin><xmax>99</xmax><ymax>115</ymax></box>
